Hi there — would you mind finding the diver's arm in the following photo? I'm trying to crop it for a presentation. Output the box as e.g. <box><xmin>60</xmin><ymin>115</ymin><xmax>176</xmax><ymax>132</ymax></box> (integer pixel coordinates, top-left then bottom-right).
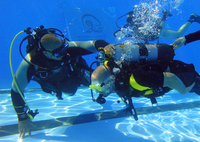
<box><xmin>171</xmin><ymin>37</ymin><xmax>186</xmax><ymax>50</ymax></box>
<box><xmin>160</xmin><ymin>29</ymin><xmax>184</xmax><ymax>39</ymax></box>
<box><xmin>171</xmin><ymin>30</ymin><xmax>200</xmax><ymax>50</ymax></box>
<box><xmin>160</xmin><ymin>22</ymin><xmax>191</xmax><ymax>39</ymax></box>
<box><xmin>68</xmin><ymin>40</ymin><xmax>109</xmax><ymax>53</ymax></box>
<box><xmin>184</xmin><ymin>30</ymin><xmax>200</xmax><ymax>45</ymax></box>
<box><xmin>11</xmin><ymin>55</ymin><xmax>31</xmax><ymax>120</ymax></box>
<box><xmin>11</xmin><ymin>55</ymin><xmax>34</xmax><ymax>138</ymax></box>
<box><xmin>163</xmin><ymin>72</ymin><xmax>195</xmax><ymax>94</ymax></box>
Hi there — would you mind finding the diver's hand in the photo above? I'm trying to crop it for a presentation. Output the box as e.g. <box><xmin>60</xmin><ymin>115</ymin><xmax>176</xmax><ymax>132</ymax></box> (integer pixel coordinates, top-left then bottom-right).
<box><xmin>171</xmin><ymin>37</ymin><xmax>186</xmax><ymax>50</ymax></box>
<box><xmin>103</xmin><ymin>44</ymin><xmax>115</xmax><ymax>58</ymax></box>
<box><xmin>18</xmin><ymin>118</ymin><xmax>32</xmax><ymax>139</ymax></box>
<box><xmin>18</xmin><ymin>109</ymin><xmax>38</xmax><ymax>139</ymax></box>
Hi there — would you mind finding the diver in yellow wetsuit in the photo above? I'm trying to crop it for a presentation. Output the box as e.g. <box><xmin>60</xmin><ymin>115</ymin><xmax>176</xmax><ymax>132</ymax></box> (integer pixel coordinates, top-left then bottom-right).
<box><xmin>91</xmin><ymin>30</ymin><xmax>200</xmax><ymax>120</ymax></box>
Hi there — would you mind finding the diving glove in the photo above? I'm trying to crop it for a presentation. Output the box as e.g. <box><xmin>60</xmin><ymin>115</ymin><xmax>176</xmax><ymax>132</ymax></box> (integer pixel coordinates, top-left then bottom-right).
<box><xmin>18</xmin><ymin>109</ymin><xmax>39</xmax><ymax>121</ymax></box>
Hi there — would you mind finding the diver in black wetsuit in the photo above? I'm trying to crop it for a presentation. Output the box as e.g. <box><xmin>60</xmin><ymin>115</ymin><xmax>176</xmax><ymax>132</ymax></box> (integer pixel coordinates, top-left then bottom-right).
<box><xmin>10</xmin><ymin>26</ymin><xmax>114</xmax><ymax>138</ymax></box>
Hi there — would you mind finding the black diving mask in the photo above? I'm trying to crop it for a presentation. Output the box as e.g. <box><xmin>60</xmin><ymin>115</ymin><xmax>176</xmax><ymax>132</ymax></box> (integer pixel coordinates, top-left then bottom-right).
<box><xmin>51</xmin><ymin>42</ymin><xmax>69</xmax><ymax>58</ymax></box>
<box><xmin>40</xmin><ymin>42</ymin><xmax>69</xmax><ymax>58</ymax></box>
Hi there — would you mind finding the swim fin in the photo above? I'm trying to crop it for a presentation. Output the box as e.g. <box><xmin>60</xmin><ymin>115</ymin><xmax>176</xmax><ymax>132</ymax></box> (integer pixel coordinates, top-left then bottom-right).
<box><xmin>189</xmin><ymin>14</ymin><xmax>200</xmax><ymax>24</ymax></box>
<box><xmin>162</xmin><ymin>9</ymin><xmax>173</xmax><ymax>21</ymax></box>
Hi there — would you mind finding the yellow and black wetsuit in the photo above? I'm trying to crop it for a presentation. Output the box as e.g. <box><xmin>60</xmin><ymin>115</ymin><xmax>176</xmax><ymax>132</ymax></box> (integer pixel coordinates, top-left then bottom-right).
<box><xmin>115</xmin><ymin>60</ymin><xmax>197</xmax><ymax>99</ymax></box>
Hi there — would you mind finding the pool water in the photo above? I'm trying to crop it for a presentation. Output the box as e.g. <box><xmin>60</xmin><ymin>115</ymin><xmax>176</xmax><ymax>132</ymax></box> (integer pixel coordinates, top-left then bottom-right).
<box><xmin>2</xmin><ymin>0</ymin><xmax>200</xmax><ymax>141</ymax></box>
<box><xmin>1</xmin><ymin>87</ymin><xmax>200</xmax><ymax>142</ymax></box>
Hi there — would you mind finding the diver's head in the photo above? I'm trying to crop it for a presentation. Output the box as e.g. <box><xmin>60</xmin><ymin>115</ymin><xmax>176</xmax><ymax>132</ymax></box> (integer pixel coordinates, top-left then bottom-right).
<box><xmin>91</xmin><ymin>64</ymin><xmax>111</xmax><ymax>85</ymax></box>
<box><xmin>90</xmin><ymin>64</ymin><xmax>115</xmax><ymax>97</ymax></box>
<box><xmin>40</xmin><ymin>34</ymin><xmax>69</xmax><ymax>60</ymax></box>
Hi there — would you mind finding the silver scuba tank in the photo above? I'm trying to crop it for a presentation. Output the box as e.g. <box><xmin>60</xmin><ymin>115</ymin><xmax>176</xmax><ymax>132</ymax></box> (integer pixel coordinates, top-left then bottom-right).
<box><xmin>113</xmin><ymin>44</ymin><xmax>158</xmax><ymax>62</ymax></box>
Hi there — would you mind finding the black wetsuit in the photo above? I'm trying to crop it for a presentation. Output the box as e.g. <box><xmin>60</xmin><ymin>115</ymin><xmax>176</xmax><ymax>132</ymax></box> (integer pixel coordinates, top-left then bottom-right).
<box><xmin>132</xmin><ymin>60</ymin><xmax>196</xmax><ymax>88</ymax></box>
<box><xmin>11</xmin><ymin>40</ymin><xmax>109</xmax><ymax>121</ymax></box>
<box><xmin>29</xmin><ymin>52</ymin><xmax>89</xmax><ymax>99</ymax></box>
<box><xmin>115</xmin><ymin>60</ymin><xmax>198</xmax><ymax>99</ymax></box>
<box><xmin>29</xmin><ymin>40</ymin><xmax>109</xmax><ymax>98</ymax></box>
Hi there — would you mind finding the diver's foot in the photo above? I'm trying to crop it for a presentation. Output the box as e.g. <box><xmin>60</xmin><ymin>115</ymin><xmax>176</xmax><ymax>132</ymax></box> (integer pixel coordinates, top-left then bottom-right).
<box><xmin>114</xmin><ymin>29</ymin><xmax>121</xmax><ymax>37</ymax></box>
<box><xmin>56</xmin><ymin>96</ymin><xmax>63</xmax><ymax>100</ymax></box>
<box><xmin>189</xmin><ymin>75</ymin><xmax>200</xmax><ymax>95</ymax></box>
<box><xmin>162</xmin><ymin>9</ymin><xmax>173</xmax><ymax>17</ymax></box>
<box><xmin>189</xmin><ymin>14</ymin><xmax>200</xmax><ymax>24</ymax></box>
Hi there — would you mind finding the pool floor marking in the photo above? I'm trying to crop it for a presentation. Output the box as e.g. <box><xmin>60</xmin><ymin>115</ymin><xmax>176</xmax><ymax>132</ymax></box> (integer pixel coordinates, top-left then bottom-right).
<box><xmin>0</xmin><ymin>100</ymin><xmax>200</xmax><ymax>137</ymax></box>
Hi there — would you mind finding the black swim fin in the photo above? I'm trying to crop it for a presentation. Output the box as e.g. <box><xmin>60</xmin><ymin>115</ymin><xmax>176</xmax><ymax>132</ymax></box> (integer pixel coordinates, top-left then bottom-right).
<box><xmin>162</xmin><ymin>9</ymin><xmax>173</xmax><ymax>21</ymax></box>
<box><xmin>189</xmin><ymin>14</ymin><xmax>200</xmax><ymax>24</ymax></box>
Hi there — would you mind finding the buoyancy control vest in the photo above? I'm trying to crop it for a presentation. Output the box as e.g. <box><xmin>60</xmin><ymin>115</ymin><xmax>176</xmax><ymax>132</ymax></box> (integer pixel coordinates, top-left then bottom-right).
<box><xmin>114</xmin><ymin>61</ymin><xmax>169</xmax><ymax>99</ymax></box>
<box><xmin>103</xmin><ymin>43</ymin><xmax>175</xmax><ymax>100</ymax></box>
<box><xmin>28</xmin><ymin>51</ymin><xmax>88</xmax><ymax>99</ymax></box>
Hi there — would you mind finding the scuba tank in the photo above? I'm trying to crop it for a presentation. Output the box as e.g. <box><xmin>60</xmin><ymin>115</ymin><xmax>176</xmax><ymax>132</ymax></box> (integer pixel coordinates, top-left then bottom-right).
<box><xmin>113</xmin><ymin>43</ymin><xmax>158</xmax><ymax>62</ymax></box>
<box><xmin>113</xmin><ymin>43</ymin><xmax>174</xmax><ymax>62</ymax></box>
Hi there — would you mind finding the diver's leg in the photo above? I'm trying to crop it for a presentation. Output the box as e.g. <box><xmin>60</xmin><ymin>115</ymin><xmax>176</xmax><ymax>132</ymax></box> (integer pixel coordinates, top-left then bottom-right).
<box><xmin>160</xmin><ymin>9</ymin><xmax>173</xmax><ymax>29</ymax></box>
<box><xmin>160</xmin><ymin>22</ymin><xmax>191</xmax><ymax>39</ymax></box>
<box><xmin>61</xmin><ymin>81</ymin><xmax>79</xmax><ymax>96</ymax></box>
<box><xmin>78</xmin><ymin>57</ymin><xmax>91</xmax><ymax>86</ymax></box>
<box><xmin>176</xmin><ymin>12</ymin><xmax>200</xmax><ymax>36</ymax></box>
<box><xmin>189</xmin><ymin>73</ymin><xmax>200</xmax><ymax>95</ymax></box>
<box><xmin>160</xmin><ymin>14</ymin><xmax>200</xmax><ymax>39</ymax></box>
<box><xmin>58</xmin><ymin>77</ymin><xmax>79</xmax><ymax>97</ymax></box>
<box><xmin>159</xmin><ymin>20</ymin><xmax>166</xmax><ymax>29</ymax></box>
<box><xmin>176</xmin><ymin>21</ymin><xmax>192</xmax><ymax>36</ymax></box>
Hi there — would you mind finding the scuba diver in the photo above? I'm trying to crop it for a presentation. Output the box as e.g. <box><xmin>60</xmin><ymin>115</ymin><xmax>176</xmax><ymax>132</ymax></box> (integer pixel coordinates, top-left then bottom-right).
<box><xmin>90</xmin><ymin>30</ymin><xmax>200</xmax><ymax>120</ymax></box>
<box><xmin>10</xmin><ymin>25</ymin><xmax>114</xmax><ymax>138</ymax></box>
<box><xmin>114</xmin><ymin>3</ymin><xmax>200</xmax><ymax>43</ymax></box>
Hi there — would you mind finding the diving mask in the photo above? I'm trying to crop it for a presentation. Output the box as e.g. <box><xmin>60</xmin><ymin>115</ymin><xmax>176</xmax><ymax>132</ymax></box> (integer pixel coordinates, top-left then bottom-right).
<box><xmin>51</xmin><ymin>42</ymin><xmax>69</xmax><ymax>58</ymax></box>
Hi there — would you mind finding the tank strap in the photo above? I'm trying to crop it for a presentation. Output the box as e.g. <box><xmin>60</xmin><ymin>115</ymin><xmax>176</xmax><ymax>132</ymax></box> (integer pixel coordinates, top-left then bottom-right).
<box><xmin>136</xmin><ymin>43</ymin><xmax>148</xmax><ymax>62</ymax></box>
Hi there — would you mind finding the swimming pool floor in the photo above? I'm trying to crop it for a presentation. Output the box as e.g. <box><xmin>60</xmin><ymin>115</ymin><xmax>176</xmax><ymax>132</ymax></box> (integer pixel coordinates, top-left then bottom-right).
<box><xmin>1</xmin><ymin>87</ymin><xmax>200</xmax><ymax>142</ymax></box>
